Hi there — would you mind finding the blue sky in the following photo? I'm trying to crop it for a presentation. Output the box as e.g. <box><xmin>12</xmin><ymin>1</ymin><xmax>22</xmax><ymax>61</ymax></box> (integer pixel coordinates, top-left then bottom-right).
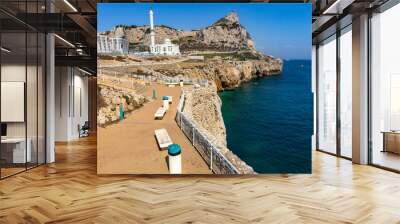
<box><xmin>98</xmin><ymin>3</ymin><xmax>311</xmax><ymax>60</ymax></box>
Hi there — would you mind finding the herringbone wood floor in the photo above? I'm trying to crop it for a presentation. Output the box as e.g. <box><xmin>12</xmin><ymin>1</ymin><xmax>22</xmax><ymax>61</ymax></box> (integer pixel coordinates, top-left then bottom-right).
<box><xmin>1</xmin><ymin>135</ymin><xmax>400</xmax><ymax>224</ymax></box>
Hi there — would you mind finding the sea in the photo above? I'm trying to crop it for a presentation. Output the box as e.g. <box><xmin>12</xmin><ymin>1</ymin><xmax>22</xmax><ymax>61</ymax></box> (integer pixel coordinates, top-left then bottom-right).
<box><xmin>219</xmin><ymin>60</ymin><xmax>312</xmax><ymax>173</ymax></box>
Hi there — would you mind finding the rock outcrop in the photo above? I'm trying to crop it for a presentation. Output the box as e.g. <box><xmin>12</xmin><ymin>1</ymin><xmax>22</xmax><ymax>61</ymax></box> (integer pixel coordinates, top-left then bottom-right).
<box><xmin>97</xmin><ymin>85</ymin><xmax>148</xmax><ymax>126</ymax></box>
<box><xmin>183</xmin><ymin>85</ymin><xmax>227</xmax><ymax>148</ymax></box>
<box><xmin>142</xmin><ymin>56</ymin><xmax>282</xmax><ymax>90</ymax></box>
<box><xmin>182</xmin><ymin>85</ymin><xmax>255</xmax><ymax>174</ymax></box>
<box><xmin>206</xmin><ymin>57</ymin><xmax>282</xmax><ymax>89</ymax></box>
<box><xmin>181</xmin><ymin>12</ymin><xmax>255</xmax><ymax>52</ymax></box>
<box><xmin>104</xmin><ymin>12</ymin><xmax>256</xmax><ymax>53</ymax></box>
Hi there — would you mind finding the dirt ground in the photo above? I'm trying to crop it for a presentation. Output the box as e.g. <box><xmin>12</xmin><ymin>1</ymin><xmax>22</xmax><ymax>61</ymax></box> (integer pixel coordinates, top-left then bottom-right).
<box><xmin>97</xmin><ymin>83</ymin><xmax>211</xmax><ymax>174</ymax></box>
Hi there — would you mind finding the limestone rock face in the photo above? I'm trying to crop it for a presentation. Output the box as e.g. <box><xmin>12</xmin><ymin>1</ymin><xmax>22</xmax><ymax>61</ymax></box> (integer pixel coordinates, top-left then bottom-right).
<box><xmin>97</xmin><ymin>85</ymin><xmax>148</xmax><ymax>126</ymax></box>
<box><xmin>104</xmin><ymin>11</ymin><xmax>256</xmax><ymax>52</ymax></box>
<box><xmin>113</xmin><ymin>26</ymin><xmax>126</xmax><ymax>38</ymax></box>
<box><xmin>108</xmin><ymin>25</ymin><xmax>190</xmax><ymax>49</ymax></box>
<box><xmin>143</xmin><ymin>56</ymin><xmax>283</xmax><ymax>90</ymax></box>
<box><xmin>224</xmin><ymin>11</ymin><xmax>239</xmax><ymax>24</ymax></box>
<box><xmin>181</xmin><ymin>85</ymin><xmax>255</xmax><ymax>174</ymax></box>
<box><xmin>183</xmin><ymin>85</ymin><xmax>227</xmax><ymax>148</ymax></box>
<box><xmin>177</xmin><ymin>12</ymin><xmax>255</xmax><ymax>52</ymax></box>
<box><xmin>186</xmin><ymin>12</ymin><xmax>255</xmax><ymax>52</ymax></box>
<box><xmin>211</xmin><ymin>57</ymin><xmax>283</xmax><ymax>90</ymax></box>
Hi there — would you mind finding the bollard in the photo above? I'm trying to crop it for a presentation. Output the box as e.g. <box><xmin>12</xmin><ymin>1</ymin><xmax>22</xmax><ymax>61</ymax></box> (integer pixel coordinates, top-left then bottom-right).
<box><xmin>192</xmin><ymin>127</ymin><xmax>194</xmax><ymax>146</ymax></box>
<box><xmin>119</xmin><ymin>104</ymin><xmax>124</xmax><ymax>121</ymax></box>
<box><xmin>152</xmin><ymin>89</ymin><xmax>157</xmax><ymax>99</ymax></box>
<box><xmin>210</xmin><ymin>146</ymin><xmax>213</xmax><ymax>171</ymax></box>
<box><xmin>162</xmin><ymin>96</ymin><xmax>169</xmax><ymax>110</ymax></box>
<box><xmin>168</xmin><ymin>144</ymin><xmax>182</xmax><ymax>174</ymax></box>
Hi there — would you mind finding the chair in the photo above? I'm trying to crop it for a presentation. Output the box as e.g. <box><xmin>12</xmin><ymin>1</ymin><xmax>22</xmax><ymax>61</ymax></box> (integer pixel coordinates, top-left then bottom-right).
<box><xmin>79</xmin><ymin>121</ymin><xmax>90</xmax><ymax>138</ymax></box>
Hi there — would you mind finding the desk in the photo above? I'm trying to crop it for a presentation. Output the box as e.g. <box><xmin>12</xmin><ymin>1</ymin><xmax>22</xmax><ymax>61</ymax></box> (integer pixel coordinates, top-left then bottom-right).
<box><xmin>1</xmin><ymin>138</ymin><xmax>31</xmax><ymax>163</ymax></box>
<box><xmin>382</xmin><ymin>131</ymin><xmax>400</xmax><ymax>154</ymax></box>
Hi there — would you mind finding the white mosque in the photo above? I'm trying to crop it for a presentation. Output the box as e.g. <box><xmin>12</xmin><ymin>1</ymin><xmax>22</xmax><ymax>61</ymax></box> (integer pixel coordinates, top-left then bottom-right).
<box><xmin>148</xmin><ymin>10</ymin><xmax>180</xmax><ymax>56</ymax></box>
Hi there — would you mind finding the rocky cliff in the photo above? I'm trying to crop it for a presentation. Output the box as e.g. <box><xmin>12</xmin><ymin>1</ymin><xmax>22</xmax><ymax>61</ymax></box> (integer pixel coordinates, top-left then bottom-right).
<box><xmin>104</xmin><ymin>12</ymin><xmax>256</xmax><ymax>53</ymax></box>
<box><xmin>180</xmin><ymin>12</ymin><xmax>255</xmax><ymax>52</ymax></box>
<box><xmin>140</xmin><ymin>56</ymin><xmax>282</xmax><ymax>90</ymax></box>
<box><xmin>182</xmin><ymin>85</ymin><xmax>227</xmax><ymax>148</ymax></box>
<box><xmin>182</xmin><ymin>85</ymin><xmax>255</xmax><ymax>174</ymax></box>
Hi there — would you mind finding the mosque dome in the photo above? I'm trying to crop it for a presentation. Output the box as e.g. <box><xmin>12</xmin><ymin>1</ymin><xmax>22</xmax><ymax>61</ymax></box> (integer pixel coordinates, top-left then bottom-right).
<box><xmin>164</xmin><ymin>38</ymin><xmax>171</xmax><ymax>44</ymax></box>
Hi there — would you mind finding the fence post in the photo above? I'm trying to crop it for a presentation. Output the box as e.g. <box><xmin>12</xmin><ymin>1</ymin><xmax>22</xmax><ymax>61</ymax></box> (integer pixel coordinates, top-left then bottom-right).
<box><xmin>210</xmin><ymin>146</ymin><xmax>213</xmax><ymax>171</ymax></box>
<box><xmin>192</xmin><ymin>127</ymin><xmax>195</xmax><ymax>146</ymax></box>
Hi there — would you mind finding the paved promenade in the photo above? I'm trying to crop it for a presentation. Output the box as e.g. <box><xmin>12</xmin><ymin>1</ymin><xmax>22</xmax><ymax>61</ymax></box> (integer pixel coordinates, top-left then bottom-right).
<box><xmin>98</xmin><ymin>83</ymin><xmax>211</xmax><ymax>174</ymax></box>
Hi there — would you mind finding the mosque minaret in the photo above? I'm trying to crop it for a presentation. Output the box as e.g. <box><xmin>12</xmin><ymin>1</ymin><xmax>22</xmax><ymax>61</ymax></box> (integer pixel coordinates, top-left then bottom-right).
<box><xmin>148</xmin><ymin>9</ymin><xmax>180</xmax><ymax>56</ymax></box>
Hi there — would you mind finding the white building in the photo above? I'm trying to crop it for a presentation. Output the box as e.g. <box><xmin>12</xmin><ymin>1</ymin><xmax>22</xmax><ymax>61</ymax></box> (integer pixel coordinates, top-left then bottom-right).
<box><xmin>97</xmin><ymin>33</ymin><xmax>129</xmax><ymax>55</ymax></box>
<box><xmin>151</xmin><ymin>38</ymin><xmax>181</xmax><ymax>56</ymax></box>
<box><xmin>149</xmin><ymin>10</ymin><xmax>180</xmax><ymax>56</ymax></box>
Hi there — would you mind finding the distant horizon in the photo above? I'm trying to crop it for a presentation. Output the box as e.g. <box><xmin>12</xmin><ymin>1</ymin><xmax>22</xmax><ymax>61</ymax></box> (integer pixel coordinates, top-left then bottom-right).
<box><xmin>98</xmin><ymin>3</ymin><xmax>311</xmax><ymax>60</ymax></box>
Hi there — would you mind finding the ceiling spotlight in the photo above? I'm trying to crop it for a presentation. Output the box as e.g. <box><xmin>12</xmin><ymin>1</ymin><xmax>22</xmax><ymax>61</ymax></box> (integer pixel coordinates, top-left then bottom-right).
<box><xmin>54</xmin><ymin>34</ymin><xmax>75</xmax><ymax>48</ymax></box>
<box><xmin>322</xmin><ymin>0</ymin><xmax>356</xmax><ymax>15</ymax></box>
<box><xmin>1</xmin><ymin>47</ymin><xmax>11</xmax><ymax>53</ymax></box>
<box><xmin>63</xmin><ymin>0</ymin><xmax>78</xmax><ymax>12</ymax></box>
<box><xmin>78</xmin><ymin>67</ymin><xmax>92</xmax><ymax>76</ymax></box>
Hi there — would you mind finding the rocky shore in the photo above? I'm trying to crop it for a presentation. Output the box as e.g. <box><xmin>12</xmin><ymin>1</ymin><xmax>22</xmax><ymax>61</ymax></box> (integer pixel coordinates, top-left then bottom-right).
<box><xmin>155</xmin><ymin>56</ymin><xmax>282</xmax><ymax>91</ymax></box>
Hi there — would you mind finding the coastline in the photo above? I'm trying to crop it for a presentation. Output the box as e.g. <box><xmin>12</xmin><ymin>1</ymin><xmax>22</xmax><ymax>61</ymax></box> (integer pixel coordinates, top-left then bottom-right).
<box><xmin>179</xmin><ymin>60</ymin><xmax>284</xmax><ymax>173</ymax></box>
<box><xmin>179</xmin><ymin>85</ymin><xmax>255</xmax><ymax>174</ymax></box>
<box><xmin>97</xmin><ymin>57</ymin><xmax>284</xmax><ymax>174</ymax></box>
<box><xmin>219</xmin><ymin>60</ymin><xmax>312</xmax><ymax>173</ymax></box>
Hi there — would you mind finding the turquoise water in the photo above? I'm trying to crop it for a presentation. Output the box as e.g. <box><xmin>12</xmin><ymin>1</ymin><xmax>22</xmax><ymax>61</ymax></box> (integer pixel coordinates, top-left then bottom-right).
<box><xmin>219</xmin><ymin>60</ymin><xmax>312</xmax><ymax>173</ymax></box>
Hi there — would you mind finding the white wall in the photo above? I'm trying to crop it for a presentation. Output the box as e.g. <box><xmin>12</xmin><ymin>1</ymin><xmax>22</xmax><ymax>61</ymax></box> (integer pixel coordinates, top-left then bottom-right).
<box><xmin>1</xmin><ymin>64</ymin><xmax>28</xmax><ymax>138</ymax></box>
<box><xmin>71</xmin><ymin>72</ymin><xmax>89</xmax><ymax>138</ymax></box>
<box><xmin>55</xmin><ymin>66</ymin><xmax>69</xmax><ymax>141</ymax></box>
<box><xmin>54</xmin><ymin>67</ymin><xmax>88</xmax><ymax>141</ymax></box>
<box><xmin>312</xmin><ymin>45</ymin><xmax>316</xmax><ymax>151</ymax></box>
<box><xmin>1</xmin><ymin>61</ymin><xmax>46</xmax><ymax>164</ymax></box>
<box><xmin>339</xmin><ymin>27</ymin><xmax>353</xmax><ymax>158</ymax></box>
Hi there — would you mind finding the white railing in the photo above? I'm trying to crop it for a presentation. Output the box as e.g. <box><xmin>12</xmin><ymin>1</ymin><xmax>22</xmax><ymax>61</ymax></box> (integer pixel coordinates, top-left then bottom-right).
<box><xmin>99</xmin><ymin>68</ymin><xmax>209</xmax><ymax>87</ymax></box>
<box><xmin>175</xmin><ymin>92</ymin><xmax>240</xmax><ymax>174</ymax></box>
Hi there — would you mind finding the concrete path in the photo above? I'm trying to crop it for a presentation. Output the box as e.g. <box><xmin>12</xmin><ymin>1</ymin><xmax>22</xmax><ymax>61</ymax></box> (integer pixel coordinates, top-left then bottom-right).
<box><xmin>98</xmin><ymin>83</ymin><xmax>211</xmax><ymax>174</ymax></box>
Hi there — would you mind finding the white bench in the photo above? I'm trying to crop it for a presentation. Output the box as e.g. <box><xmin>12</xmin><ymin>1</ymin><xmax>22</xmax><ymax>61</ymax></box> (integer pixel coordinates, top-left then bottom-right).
<box><xmin>154</xmin><ymin>128</ymin><xmax>173</xmax><ymax>149</ymax></box>
<box><xmin>154</xmin><ymin>107</ymin><xmax>166</xmax><ymax>119</ymax></box>
<box><xmin>166</xmin><ymin>82</ymin><xmax>178</xmax><ymax>87</ymax></box>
